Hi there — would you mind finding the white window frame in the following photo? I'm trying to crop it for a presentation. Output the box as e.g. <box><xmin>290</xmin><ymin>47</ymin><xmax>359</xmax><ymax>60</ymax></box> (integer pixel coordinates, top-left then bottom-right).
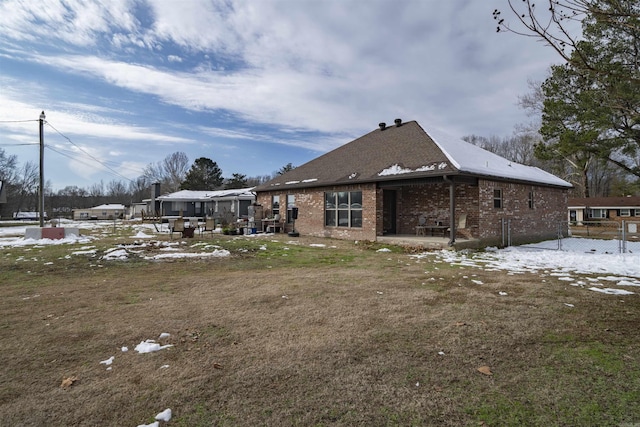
<box><xmin>324</xmin><ymin>191</ymin><xmax>363</xmax><ymax>228</ymax></box>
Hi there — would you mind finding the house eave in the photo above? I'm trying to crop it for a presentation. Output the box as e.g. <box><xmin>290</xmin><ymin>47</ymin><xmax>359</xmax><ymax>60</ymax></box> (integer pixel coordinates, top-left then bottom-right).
<box><xmin>255</xmin><ymin>170</ymin><xmax>572</xmax><ymax>193</ymax></box>
<box><xmin>569</xmin><ymin>205</ymin><xmax>640</xmax><ymax>209</ymax></box>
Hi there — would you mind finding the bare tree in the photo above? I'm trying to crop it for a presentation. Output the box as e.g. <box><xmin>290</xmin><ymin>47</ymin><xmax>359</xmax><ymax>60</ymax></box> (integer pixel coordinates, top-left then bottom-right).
<box><xmin>143</xmin><ymin>152</ymin><xmax>189</xmax><ymax>193</ymax></box>
<box><xmin>107</xmin><ymin>180</ymin><xmax>129</xmax><ymax>204</ymax></box>
<box><xmin>245</xmin><ymin>174</ymin><xmax>272</xmax><ymax>187</ymax></box>
<box><xmin>128</xmin><ymin>176</ymin><xmax>150</xmax><ymax>203</ymax></box>
<box><xmin>493</xmin><ymin>1</ymin><xmax>588</xmax><ymax>66</ymax></box>
<box><xmin>88</xmin><ymin>181</ymin><xmax>104</xmax><ymax>198</ymax></box>
<box><xmin>0</xmin><ymin>148</ymin><xmax>18</xmax><ymax>183</ymax></box>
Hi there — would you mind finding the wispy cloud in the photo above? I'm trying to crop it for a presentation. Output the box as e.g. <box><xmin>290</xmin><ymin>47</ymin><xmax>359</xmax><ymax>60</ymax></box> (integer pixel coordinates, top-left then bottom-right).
<box><xmin>0</xmin><ymin>0</ymin><xmax>561</xmax><ymax>189</ymax></box>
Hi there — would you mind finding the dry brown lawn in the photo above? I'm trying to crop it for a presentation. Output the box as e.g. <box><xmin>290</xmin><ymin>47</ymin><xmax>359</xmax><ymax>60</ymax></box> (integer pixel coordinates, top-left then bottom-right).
<box><xmin>1</xmin><ymin>230</ymin><xmax>639</xmax><ymax>426</ymax></box>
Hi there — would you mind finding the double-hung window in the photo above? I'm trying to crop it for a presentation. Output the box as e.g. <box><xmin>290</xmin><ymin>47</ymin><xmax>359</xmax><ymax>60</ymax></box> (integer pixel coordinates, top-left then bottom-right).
<box><xmin>325</xmin><ymin>191</ymin><xmax>362</xmax><ymax>228</ymax></box>
<box><xmin>271</xmin><ymin>195</ymin><xmax>280</xmax><ymax>217</ymax></box>
<box><xmin>286</xmin><ymin>195</ymin><xmax>295</xmax><ymax>223</ymax></box>
<box><xmin>493</xmin><ymin>189</ymin><xmax>503</xmax><ymax>209</ymax></box>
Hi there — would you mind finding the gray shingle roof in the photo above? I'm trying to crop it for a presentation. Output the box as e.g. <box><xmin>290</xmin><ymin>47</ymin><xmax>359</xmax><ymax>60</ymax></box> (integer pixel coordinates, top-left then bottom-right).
<box><xmin>256</xmin><ymin>120</ymin><xmax>571</xmax><ymax>191</ymax></box>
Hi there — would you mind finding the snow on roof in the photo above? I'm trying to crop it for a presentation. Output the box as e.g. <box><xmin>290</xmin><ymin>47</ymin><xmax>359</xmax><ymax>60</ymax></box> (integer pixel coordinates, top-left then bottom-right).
<box><xmin>157</xmin><ymin>187</ymin><xmax>256</xmax><ymax>201</ymax></box>
<box><xmin>256</xmin><ymin>121</ymin><xmax>571</xmax><ymax>192</ymax></box>
<box><xmin>91</xmin><ymin>204</ymin><xmax>126</xmax><ymax>210</ymax></box>
<box><xmin>157</xmin><ymin>190</ymin><xmax>211</xmax><ymax>200</ymax></box>
<box><xmin>426</xmin><ymin>127</ymin><xmax>572</xmax><ymax>188</ymax></box>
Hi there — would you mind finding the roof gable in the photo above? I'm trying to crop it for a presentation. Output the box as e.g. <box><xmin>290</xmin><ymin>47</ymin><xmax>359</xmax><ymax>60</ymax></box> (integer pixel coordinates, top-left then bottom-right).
<box><xmin>256</xmin><ymin>121</ymin><xmax>571</xmax><ymax>191</ymax></box>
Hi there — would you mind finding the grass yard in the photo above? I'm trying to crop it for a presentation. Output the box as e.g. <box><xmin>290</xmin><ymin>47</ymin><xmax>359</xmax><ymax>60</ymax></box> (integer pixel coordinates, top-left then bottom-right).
<box><xmin>1</xmin><ymin>228</ymin><xmax>639</xmax><ymax>426</ymax></box>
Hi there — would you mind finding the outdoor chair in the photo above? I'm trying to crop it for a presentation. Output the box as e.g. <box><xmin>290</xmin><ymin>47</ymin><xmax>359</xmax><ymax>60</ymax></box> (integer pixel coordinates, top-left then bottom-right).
<box><xmin>266</xmin><ymin>214</ymin><xmax>283</xmax><ymax>233</ymax></box>
<box><xmin>170</xmin><ymin>218</ymin><xmax>185</xmax><ymax>240</ymax></box>
<box><xmin>415</xmin><ymin>215</ymin><xmax>428</xmax><ymax>236</ymax></box>
<box><xmin>200</xmin><ymin>218</ymin><xmax>216</xmax><ymax>237</ymax></box>
<box><xmin>448</xmin><ymin>213</ymin><xmax>472</xmax><ymax>239</ymax></box>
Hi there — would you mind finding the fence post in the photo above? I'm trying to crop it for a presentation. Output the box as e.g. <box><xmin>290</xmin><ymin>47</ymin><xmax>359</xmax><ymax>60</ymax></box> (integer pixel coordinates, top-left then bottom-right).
<box><xmin>557</xmin><ymin>222</ymin><xmax>563</xmax><ymax>250</ymax></box>
<box><xmin>621</xmin><ymin>220</ymin><xmax>626</xmax><ymax>254</ymax></box>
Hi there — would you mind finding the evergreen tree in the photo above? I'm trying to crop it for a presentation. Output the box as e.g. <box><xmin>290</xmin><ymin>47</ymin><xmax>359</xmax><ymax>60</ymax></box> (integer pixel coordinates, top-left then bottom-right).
<box><xmin>180</xmin><ymin>157</ymin><xmax>223</xmax><ymax>190</ymax></box>
<box><xmin>224</xmin><ymin>173</ymin><xmax>249</xmax><ymax>189</ymax></box>
<box><xmin>277</xmin><ymin>163</ymin><xmax>295</xmax><ymax>175</ymax></box>
<box><xmin>496</xmin><ymin>0</ymin><xmax>640</xmax><ymax>179</ymax></box>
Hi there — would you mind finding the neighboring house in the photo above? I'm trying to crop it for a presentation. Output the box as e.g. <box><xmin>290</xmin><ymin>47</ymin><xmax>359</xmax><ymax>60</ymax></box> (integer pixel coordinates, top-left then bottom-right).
<box><xmin>568</xmin><ymin>196</ymin><xmax>640</xmax><ymax>225</ymax></box>
<box><xmin>255</xmin><ymin>119</ymin><xmax>572</xmax><ymax>247</ymax></box>
<box><xmin>150</xmin><ymin>188</ymin><xmax>256</xmax><ymax>223</ymax></box>
<box><xmin>13</xmin><ymin>212</ymin><xmax>47</xmax><ymax>221</ymax></box>
<box><xmin>73</xmin><ymin>204</ymin><xmax>126</xmax><ymax>220</ymax></box>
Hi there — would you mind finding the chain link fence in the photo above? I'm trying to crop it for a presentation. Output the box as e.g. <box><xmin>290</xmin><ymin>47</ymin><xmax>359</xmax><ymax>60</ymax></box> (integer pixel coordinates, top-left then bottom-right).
<box><xmin>502</xmin><ymin>220</ymin><xmax>640</xmax><ymax>253</ymax></box>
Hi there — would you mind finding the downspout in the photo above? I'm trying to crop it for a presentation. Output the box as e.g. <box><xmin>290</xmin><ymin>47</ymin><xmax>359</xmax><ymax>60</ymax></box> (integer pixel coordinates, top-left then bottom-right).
<box><xmin>443</xmin><ymin>175</ymin><xmax>456</xmax><ymax>246</ymax></box>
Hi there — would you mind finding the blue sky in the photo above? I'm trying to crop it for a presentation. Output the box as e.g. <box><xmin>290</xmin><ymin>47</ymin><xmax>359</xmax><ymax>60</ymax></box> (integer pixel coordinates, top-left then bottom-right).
<box><xmin>0</xmin><ymin>0</ymin><xmax>562</xmax><ymax>191</ymax></box>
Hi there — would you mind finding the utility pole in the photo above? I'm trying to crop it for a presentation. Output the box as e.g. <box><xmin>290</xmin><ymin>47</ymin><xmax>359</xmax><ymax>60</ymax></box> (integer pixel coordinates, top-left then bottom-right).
<box><xmin>39</xmin><ymin>111</ymin><xmax>45</xmax><ymax>227</ymax></box>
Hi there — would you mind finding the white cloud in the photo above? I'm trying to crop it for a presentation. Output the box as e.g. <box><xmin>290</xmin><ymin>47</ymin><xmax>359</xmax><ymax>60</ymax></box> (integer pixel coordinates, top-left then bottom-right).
<box><xmin>0</xmin><ymin>0</ymin><xmax>568</xmax><ymax>189</ymax></box>
<box><xmin>0</xmin><ymin>0</ymin><xmax>139</xmax><ymax>46</ymax></box>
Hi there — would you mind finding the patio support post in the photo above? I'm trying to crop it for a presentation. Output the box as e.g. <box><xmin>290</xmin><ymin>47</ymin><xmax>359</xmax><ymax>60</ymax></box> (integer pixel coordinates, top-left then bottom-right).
<box><xmin>444</xmin><ymin>175</ymin><xmax>456</xmax><ymax>245</ymax></box>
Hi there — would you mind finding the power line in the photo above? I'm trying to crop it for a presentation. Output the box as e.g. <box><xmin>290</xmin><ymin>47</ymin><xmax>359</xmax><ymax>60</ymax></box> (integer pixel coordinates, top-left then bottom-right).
<box><xmin>45</xmin><ymin>144</ymin><xmax>141</xmax><ymax>178</ymax></box>
<box><xmin>45</xmin><ymin>145</ymin><xmax>108</xmax><ymax>171</ymax></box>
<box><xmin>45</xmin><ymin>143</ymin><xmax>136</xmax><ymax>183</ymax></box>
<box><xmin>44</xmin><ymin>121</ymin><xmax>136</xmax><ymax>183</ymax></box>
<box><xmin>0</xmin><ymin>143</ymin><xmax>39</xmax><ymax>146</ymax></box>
<box><xmin>0</xmin><ymin>119</ymin><xmax>39</xmax><ymax>123</ymax></box>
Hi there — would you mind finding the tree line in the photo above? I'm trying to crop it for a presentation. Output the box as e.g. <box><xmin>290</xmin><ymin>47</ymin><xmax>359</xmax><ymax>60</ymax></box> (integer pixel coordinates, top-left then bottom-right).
<box><xmin>0</xmin><ymin>148</ymin><xmax>295</xmax><ymax>219</ymax></box>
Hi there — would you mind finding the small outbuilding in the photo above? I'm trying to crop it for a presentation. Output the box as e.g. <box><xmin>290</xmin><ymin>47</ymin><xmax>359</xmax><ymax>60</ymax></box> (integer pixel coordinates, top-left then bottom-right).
<box><xmin>255</xmin><ymin>119</ymin><xmax>572</xmax><ymax>248</ymax></box>
<box><xmin>73</xmin><ymin>204</ymin><xmax>126</xmax><ymax>220</ymax></box>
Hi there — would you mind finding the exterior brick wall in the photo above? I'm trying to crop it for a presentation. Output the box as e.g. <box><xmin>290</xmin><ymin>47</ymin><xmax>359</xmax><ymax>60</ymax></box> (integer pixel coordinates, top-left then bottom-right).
<box><xmin>477</xmin><ymin>179</ymin><xmax>568</xmax><ymax>245</ymax></box>
<box><xmin>395</xmin><ymin>182</ymin><xmax>479</xmax><ymax>236</ymax></box>
<box><xmin>258</xmin><ymin>179</ymin><xmax>568</xmax><ymax>246</ymax></box>
<box><xmin>256</xmin><ymin>183</ymin><xmax>378</xmax><ymax>241</ymax></box>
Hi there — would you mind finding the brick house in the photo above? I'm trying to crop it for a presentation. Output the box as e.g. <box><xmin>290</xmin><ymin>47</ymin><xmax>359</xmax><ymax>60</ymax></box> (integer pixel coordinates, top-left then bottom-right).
<box><xmin>255</xmin><ymin>119</ymin><xmax>572</xmax><ymax>248</ymax></box>
<box><xmin>568</xmin><ymin>196</ymin><xmax>640</xmax><ymax>224</ymax></box>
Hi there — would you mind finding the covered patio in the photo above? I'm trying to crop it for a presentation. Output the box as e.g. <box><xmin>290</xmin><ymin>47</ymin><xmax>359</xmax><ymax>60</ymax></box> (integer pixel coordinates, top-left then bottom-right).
<box><xmin>379</xmin><ymin>176</ymin><xmax>478</xmax><ymax>246</ymax></box>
